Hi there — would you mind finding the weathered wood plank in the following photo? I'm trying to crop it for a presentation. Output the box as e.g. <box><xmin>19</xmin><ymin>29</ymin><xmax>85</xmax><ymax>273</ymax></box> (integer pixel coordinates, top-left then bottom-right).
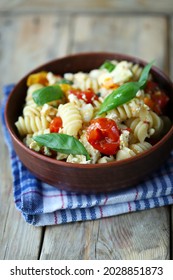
<box><xmin>71</xmin><ymin>15</ymin><xmax>168</xmax><ymax>73</ymax></box>
<box><xmin>0</xmin><ymin>0</ymin><xmax>173</xmax><ymax>14</ymax></box>
<box><xmin>40</xmin><ymin>221</ymin><xmax>100</xmax><ymax>259</ymax></box>
<box><xmin>0</xmin><ymin>11</ymin><xmax>171</xmax><ymax>260</ymax></box>
<box><xmin>0</xmin><ymin>14</ymin><xmax>71</xmax><ymax>259</ymax></box>
<box><xmin>40</xmin><ymin>15</ymin><xmax>170</xmax><ymax>260</ymax></box>
<box><xmin>0</xmin><ymin>14</ymin><xmax>72</xmax><ymax>88</ymax></box>
<box><xmin>40</xmin><ymin>208</ymin><xmax>169</xmax><ymax>260</ymax></box>
<box><xmin>95</xmin><ymin>209</ymin><xmax>169</xmax><ymax>259</ymax></box>
<box><xmin>0</xmin><ymin>133</ymin><xmax>42</xmax><ymax>259</ymax></box>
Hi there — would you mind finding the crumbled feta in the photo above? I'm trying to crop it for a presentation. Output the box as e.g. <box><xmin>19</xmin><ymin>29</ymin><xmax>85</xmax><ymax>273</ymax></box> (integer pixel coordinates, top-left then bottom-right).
<box><xmin>47</xmin><ymin>72</ymin><xmax>60</xmax><ymax>85</ymax></box>
<box><xmin>98</xmin><ymin>61</ymin><xmax>133</xmax><ymax>86</ymax></box>
<box><xmin>67</xmin><ymin>154</ymin><xmax>91</xmax><ymax>164</ymax></box>
<box><xmin>119</xmin><ymin>130</ymin><xmax>130</xmax><ymax>149</ymax></box>
<box><xmin>98</xmin><ymin>156</ymin><xmax>114</xmax><ymax>163</ymax></box>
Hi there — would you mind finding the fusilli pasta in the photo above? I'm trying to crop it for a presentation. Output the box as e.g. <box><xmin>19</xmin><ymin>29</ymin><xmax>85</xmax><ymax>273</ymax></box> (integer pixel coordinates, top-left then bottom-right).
<box><xmin>15</xmin><ymin>115</ymin><xmax>50</xmax><ymax>136</ymax></box>
<box><xmin>15</xmin><ymin>59</ymin><xmax>170</xmax><ymax>164</ymax></box>
<box><xmin>58</xmin><ymin>102</ymin><xmax>82</xmax><ymax>136</ymax></box>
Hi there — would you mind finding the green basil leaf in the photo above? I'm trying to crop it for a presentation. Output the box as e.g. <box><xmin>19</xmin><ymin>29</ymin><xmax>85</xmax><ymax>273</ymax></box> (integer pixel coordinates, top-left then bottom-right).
<box><xmin>97</xmin><ymin>61</ymin><xmax>154</xmax><ymax>115</ymax></box>
<box><xmin>57</xmin><ymin>78</ymin><xmax>73</xmax><ymax>85</ymax></box>
<box><xmin>32</xmin><ymin>84</ymin><xmax>63</xmax><ymax>106</ymax></box>
<box><xmin>138</xmin><ymin>60</ymin><xmax>155</xmax><ymax>89</ymax></box>
<box><xmin>33</xmin><ymin>133</ymin><xmax>90</xmax><ymax>161</ymax></box>
<box><xmin>98</xmin><ymin>82</ymin><xmax>140</xmax><ymax>115</ymax></box>
<box><xmin>99</xmin><ymin>60</ymin><xmax>116</xmax><ymax>72</ymax></box>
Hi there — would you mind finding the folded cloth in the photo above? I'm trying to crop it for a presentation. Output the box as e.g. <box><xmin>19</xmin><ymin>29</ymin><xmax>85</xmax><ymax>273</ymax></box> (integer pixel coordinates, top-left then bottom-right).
<box><xmin>1</xmin><ymin>85</ymin><xmax>173</xmax><ymax>226</ymax></box>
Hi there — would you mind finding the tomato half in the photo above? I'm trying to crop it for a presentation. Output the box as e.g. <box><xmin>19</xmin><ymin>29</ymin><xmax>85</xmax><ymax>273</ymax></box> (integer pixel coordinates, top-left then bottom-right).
<box><xmin>69</xmin><ymin>88</ymin><xmax>99</xmax><ymax>104</ymax></box>
<box><xmin>49</xmin><ymin>116</ymin><xmax>62</xmax><ymax>133</ymax></box>
<box><xmin>145</xmin><ymin>81</ymin><xmax>169</xmax><ymax>115</ymax></box>
<box><xmin>87</xmin><ymin>118</ymin><xmax>120</xmax><ymax>155</ymax></box>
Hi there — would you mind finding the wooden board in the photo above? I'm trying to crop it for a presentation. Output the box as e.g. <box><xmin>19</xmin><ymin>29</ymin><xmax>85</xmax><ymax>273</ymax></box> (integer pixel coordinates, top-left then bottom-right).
<box><xmin>0</xmin><ymin>0</ymin><xmax>173</xmax><ymax>14</ymax></box>
<box><xmin>71</xmin><ymin>15</ymin><xmax>168</xmax><ymax>71</ymax></box>
<box><xmin>0</xmin><ymin>8</ymin><xmax>172</xmax><ymax>260</ymax></box>
<box><xmin>40</xmin><ymin>15</ymin><xmax>170</xmax><ymax>259</ymax></box>
<box><xmin>0</xmin><ymin>13</ymin><xmax>71</xmax><ymax>260</ymax></box>
<box><xmin>40</xmin><ymin>208</ymin><xmax>170</xmax><ymax>259</ymax></box>
<box><xmin>0</xmin><ymin>14</ymin><xmax>72</xmax><ymax>87</ymax></box>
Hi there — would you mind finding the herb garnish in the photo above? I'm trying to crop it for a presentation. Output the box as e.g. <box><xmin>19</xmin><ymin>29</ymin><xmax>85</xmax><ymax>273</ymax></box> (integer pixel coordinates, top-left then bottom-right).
<box><xmin>97</xmin><ymin>61</ymin><xmax>154</xmax><ymax>115</ymax></box>
<box><xmin>32</xmin><ymin>84</ymin><xmax>63</xmax><ymax>106</ymax></box>
<box><xmin>33</xmin><ymin>133</ymin><xmax>90</xmax><ymax>161</ymax></box>
<box><xmin>99</xmin><ymin>60</ymin><xmax>116</xmax><ymax>72</ymax></box>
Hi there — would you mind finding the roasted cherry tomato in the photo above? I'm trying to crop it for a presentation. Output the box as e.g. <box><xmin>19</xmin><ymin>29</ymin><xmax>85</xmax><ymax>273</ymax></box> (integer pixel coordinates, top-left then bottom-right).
<box><xmin>69</xmin><ymin>88</ymin><xmax>99</xmax><ymax>104</ymax></box>
<box><xmin>145</xmin><ymin>81</ymin><xmax>158</xmax><ymax>92</ymax></box>
<box><xmin>49</xmin><ymin>116</ymin><xmax>62</xmax><ymax>133</ymax></box>
<box><xmin>87</xmin><ymin>118</ymin><xmax>120</xmax><ymax>155</ymax></box>
<box><xmin>144</xmin><ymin>81</ymin><xmax>169</xmax><ymax>115</ymax></box>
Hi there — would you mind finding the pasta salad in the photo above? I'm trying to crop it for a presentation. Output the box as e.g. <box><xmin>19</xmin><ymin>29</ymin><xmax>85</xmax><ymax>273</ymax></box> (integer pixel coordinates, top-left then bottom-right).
<box><xmin>15</xmin><ymin>60</ymin><xmax>170</xmax><ymax>164</ymax></box>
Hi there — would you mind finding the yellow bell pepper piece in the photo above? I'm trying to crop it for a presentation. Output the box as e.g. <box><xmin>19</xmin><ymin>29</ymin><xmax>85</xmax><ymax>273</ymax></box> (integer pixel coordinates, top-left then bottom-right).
<box><xmin>27</xmin><ymin>71</ymin><xmax>48</xmax><ymax>86</ymax></box>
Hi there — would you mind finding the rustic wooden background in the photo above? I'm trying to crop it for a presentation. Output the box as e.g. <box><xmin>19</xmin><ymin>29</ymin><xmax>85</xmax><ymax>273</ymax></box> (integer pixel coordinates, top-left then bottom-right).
<box><xmin>0</xmin><ymin>0</ymin><xmax>173</xmax><ymax>259</ymax></box>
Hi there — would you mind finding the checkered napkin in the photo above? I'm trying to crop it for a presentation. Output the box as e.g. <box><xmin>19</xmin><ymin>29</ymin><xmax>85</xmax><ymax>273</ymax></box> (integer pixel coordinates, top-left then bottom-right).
<box><xmin>1</xmin><ymin>84</ymin><xmax>173</xmax><ymax>226</ymax></box>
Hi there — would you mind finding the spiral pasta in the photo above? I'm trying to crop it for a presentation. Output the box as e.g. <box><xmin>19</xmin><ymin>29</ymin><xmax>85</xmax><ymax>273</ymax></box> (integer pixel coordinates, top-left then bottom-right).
<box><xmin>116</xmin><ymin>142</ymin><xmax>152</xmax><ymax>160</ymax></box>
<box><xmin>58</xmin><ymin>102</ymin><xmax>82</xmax><ymax>136</ymax></box>
<box><xmin>139</xmin><ymin>109</ymin><xmax>163</xmax><ymax>134</ymax></box>
<box><xmin>65</xmin><ymin>72</ymin><xmax>100</xmax><ymax>92</ymax></box>
<box><xmin>15</xmin><ymin>115</ymin><xmax>50</xmax><ymax>136</ymax></box>
<box><xmin>125</xmin><ymin>107</ymin><xmax>163</xmax><ymax>142</ymax></box>
<box><xmin>125</xmin><ymin>118</ymin><xmax>152</xmax><ymax>142</ymax></box>
<box><xmin>25</xmin><ymin>84</ymin><xmax>44</xmax><ymax>106</ymax></box>
<box><xmin>23</xmin><ymin>104</ymin><xmax>42</xmax><ymax>118</ymax></box>
<box><xmin>106</xmin><ymin>98</ymin><xmax>144</xmax><ymax>122</ymax></box>
<box><xmin>130</xmin><ymin>63</ymin><xmax>143</xmax><ymax>81</ymax></box>
<box><xmin>15</xmin><ymin>59</ymin><xmax>170</xmax><ymax>164</ymax></box>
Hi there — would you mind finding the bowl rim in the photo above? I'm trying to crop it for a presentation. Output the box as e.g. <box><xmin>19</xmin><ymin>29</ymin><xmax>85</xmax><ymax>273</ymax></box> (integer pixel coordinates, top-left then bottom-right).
<box><xmin>5</xmin><ymin>51</ymin><xmax>173</xmax><ymax>170</ymax></box>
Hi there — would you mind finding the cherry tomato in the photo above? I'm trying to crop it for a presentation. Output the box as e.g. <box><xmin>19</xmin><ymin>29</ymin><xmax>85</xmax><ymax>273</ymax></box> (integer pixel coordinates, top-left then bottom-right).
<box><xmin>145</xmin><ymin>81</ymin><xmax>158</xmax><ymax>92</ymax></box>
<box><xmin>69</xmin><ymin>88</ymin><xmax>99</xmax><ymax>104</ymax></box>
<box><xmin>145</xmin><ymin>81</ymin><xmax>169</xmax><ymax>115</ymax></box>
<box><xmin>87</xmin><ymin>118</ymin><xmax>120</xmax><ymax>155</ymax></box>
<box><xmin>143</xmin><ymin>97</ymin><xmax>155</xmax><ymax>111</ymax></box>
<box><xmin>49</xmin><ymin>116</ymin><xmax>62</xmax><ymax>133</ymax></box>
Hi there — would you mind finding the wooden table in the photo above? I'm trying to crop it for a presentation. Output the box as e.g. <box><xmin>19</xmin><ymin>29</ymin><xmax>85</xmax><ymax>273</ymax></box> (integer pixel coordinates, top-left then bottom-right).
<box><xmin>0</xmin><ymin>0</ymin><xmax>173</xmax><ymax>260</ymax></box>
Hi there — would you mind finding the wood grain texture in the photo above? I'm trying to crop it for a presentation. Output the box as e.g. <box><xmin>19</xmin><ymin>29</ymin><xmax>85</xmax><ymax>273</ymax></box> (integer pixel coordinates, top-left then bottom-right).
<box><xmin>0</xmin><ymin>0</ymin><xmax>173</xmax><ymax>14</ymax></box>
<box><xmin>40</xmin><ymin>221</ymin><xmax>100</xmax><ymax>259</ymax></box>
<box><xmin>95</xmin><ymin>209</ymin><xmax>169</xmax><ymax>260</ymax></box>
<box><xmin>0</xmin><ymin>13</ymin><xmax>71</xmax><ymax>260</ymax></box>
<box><xmin>39</xmin><ymin>15</ymin><xmax>170</xmax><ymax>259</ymax></box>
<box><xmin>71</xmin><ymin>15</ymin><xmax>168</xmax><ymax>72</ymax></box>
<box><xmin>0</xmin><ymin>134</ymin><xmax>42</xmax><ymax>260</ymax></box>
<box><xmin>40</xmin><ymin>209</ymin><xmax>170</xmax><ymax>260</ymax></box>
<box><xmin>0</xmin><ymin>8</ymin><xmax>172</xmax><ymax>260</ymax></box>
<box><xmin>0</xmin><ymin>14</ymin><xmax>72</xmax><ymax>88</ymax></box>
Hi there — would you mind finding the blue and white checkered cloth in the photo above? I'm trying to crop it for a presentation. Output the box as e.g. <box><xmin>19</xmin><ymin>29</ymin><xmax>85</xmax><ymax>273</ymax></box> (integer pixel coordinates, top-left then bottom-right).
<box><xmin>1</xmin><ymin>84</ymin><xmax>173</xmax><ymax>226</ymax></box>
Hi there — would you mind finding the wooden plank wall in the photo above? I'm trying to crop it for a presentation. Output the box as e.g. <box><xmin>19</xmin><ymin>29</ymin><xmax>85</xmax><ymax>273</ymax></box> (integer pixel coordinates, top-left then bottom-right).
<box><xmin>0</xmin><ymin>0</ymin><xmax>173</xmax><ymax>14</ymax></box>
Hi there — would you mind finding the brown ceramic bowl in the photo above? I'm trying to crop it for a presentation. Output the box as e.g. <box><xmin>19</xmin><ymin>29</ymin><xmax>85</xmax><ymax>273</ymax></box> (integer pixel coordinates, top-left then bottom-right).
<box><xmin>5</xmin><ymin>52</ymin><xmax>173</xmax><ymax>193</ymax></box>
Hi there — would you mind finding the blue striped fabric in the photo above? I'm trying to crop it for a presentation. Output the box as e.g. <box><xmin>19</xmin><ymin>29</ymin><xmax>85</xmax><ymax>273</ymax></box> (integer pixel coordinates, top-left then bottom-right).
<box><xmin>1</xmin><ymin>85</ymin><xmax>173</xmax><ymax>226</ymax></box>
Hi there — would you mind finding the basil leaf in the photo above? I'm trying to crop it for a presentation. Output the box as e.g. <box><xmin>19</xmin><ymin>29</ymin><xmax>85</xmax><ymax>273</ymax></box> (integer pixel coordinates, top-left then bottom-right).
<box><xmin>99</xmin><ymin>60</ymin><xmax>116</xmax><ymax>72</ymax></box>
<box><xmin>97</xmin><ymin>61</ymin><xmax>154</xmax><ymax>115</ymax></box>
<box><xmin>57</xmin><ymin>78</ymin><xmax>73</xmax><ymax>85</ymax></box>
<box><xmin>98</xmin><ymin>82</ymin><xmax>140</xmax><ymax>115</ymax></box>
<box><xmin>32</xmin><ymin>84</ymin><xmax>63</xmax><ymax>106</ymax></box>
<box><xmin>33</xmin><ymin>133</ymin><xmax>90</xmax><ymax>161</ymax></box>
<box><xmin>139</xmin><ymin>60</ymin><xmax>155</xmax><ymax>89</ymax></box>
